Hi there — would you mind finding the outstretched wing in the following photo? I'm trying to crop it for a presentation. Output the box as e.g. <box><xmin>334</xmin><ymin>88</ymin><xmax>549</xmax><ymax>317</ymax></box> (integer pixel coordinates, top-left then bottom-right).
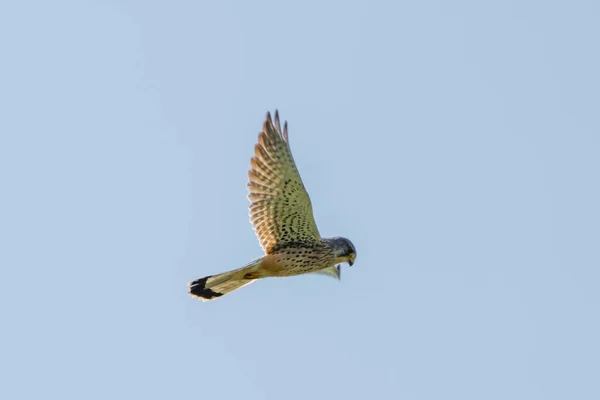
<box><xmin>247</xmin><ymin>111</ymin><xmax>321</xmax><ymax>253</ymax></box>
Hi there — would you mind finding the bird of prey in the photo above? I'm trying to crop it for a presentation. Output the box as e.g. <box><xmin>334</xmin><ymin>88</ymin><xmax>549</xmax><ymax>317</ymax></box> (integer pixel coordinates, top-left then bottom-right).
<box><xmin>188</xmin><ymin>111</ymin><xmax>357</xmax><ymax>301</ymax></box>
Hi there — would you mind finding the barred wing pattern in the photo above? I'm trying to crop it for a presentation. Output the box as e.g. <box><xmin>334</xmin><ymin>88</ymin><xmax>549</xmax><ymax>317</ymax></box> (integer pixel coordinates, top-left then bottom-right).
<box><xmin>247</xmin><ymin>111</ymin><xmax>321</xmax><ymax>253</ymax></box>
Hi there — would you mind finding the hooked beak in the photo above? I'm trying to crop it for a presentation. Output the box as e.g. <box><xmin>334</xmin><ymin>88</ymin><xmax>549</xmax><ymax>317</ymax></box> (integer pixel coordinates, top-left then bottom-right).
<box><xmin>348</xmin><ymin>259</ymin><xmax>354</xmax><ymax>267</ymax></box>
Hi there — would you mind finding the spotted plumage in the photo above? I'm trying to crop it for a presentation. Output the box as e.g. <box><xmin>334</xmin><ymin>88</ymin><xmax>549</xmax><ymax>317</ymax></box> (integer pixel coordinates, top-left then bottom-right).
<box><xmin>188</xmin><ymin>111</ymin><xmax>357</xmax><ymax>301</ymax></box>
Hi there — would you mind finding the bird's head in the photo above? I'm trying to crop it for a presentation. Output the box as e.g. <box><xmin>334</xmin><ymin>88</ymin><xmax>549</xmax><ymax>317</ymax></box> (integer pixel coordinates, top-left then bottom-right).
<box><xmin>325</xmin><ymin>237</ymin><xmax>357</xmax><ymax>267</ymax></box>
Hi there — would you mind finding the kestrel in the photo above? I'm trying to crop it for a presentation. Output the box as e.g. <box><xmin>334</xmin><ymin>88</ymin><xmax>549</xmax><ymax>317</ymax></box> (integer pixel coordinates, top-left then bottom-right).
<box><xmin>188</xmin><ymin>111</ymin><xmax>357</xmax><ymax>301</ymax></box>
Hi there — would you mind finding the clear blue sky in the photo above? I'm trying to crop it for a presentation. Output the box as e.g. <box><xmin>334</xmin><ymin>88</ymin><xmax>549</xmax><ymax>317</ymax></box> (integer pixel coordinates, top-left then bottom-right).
<box><xmin>1</xmin><ymin>1</ymin><xmax>599</xmax><ymax>399</ymax></box>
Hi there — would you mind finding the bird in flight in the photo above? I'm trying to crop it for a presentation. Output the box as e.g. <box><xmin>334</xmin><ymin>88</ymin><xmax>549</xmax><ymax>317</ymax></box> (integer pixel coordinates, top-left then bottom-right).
<box><xmin>188</xmin><ymin>111</ymin><xmax>357</xmax><ymax>301</ymax></box>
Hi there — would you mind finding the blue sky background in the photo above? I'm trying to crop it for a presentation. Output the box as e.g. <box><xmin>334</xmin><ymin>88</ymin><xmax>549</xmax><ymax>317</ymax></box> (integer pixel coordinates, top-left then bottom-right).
<box><xmin>1</xmin><ymin>1</ymin><xmax>599</xmax><ymax>399</ymax></box>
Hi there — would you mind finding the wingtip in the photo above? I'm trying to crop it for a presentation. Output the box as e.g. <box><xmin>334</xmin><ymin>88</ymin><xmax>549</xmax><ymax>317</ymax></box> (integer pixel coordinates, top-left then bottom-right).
<box><xmin>264</xmin><ymin>111</ymin><xmax>275</xmax><ymax>135</ymax></box>
<box><xmin>269</xmin><ymin>109</ymin><xmax>289</xmax><ymax>141</ymax></box>
<box><xmin>274</xmin><ymin>110</ymin><xmax>282</xmax><ymax>133</ymax></box>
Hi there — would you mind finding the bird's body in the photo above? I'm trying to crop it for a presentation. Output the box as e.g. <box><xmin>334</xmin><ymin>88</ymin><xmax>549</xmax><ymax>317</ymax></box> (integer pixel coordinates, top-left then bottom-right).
<box><xmin>188</xmin><ymin>111</ymin><xmax>356</xmax><ymax>301</ymax></box>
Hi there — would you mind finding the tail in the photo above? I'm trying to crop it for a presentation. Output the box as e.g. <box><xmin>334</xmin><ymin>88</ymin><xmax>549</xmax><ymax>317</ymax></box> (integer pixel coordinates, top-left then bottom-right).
<box><xmin>188</xmin><ymin>258</ymin><xmax>262</xmax><ymax>302</ymax></box>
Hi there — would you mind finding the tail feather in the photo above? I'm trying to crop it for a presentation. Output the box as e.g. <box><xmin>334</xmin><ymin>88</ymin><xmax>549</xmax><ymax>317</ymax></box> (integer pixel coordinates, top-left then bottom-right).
<box><xmin>188</xmin><ymin>258</ymin><xmax>261</xmax><ymax>302</ymax></box>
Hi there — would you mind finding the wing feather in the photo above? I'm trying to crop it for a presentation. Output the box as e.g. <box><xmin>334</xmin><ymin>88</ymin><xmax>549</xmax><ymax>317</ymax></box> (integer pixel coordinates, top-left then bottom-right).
<box><xmin>248</xmin><ymin>111</ymin><xmax>321</xmax><ymax>253</ymax></box>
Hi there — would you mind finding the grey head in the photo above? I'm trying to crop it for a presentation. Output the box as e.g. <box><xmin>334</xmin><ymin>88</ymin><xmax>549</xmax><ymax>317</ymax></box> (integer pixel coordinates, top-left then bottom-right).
<box><xmin>323</xmin><ymin>237</ymin><xmax>357</xmax><ymax>266</ymax></box>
